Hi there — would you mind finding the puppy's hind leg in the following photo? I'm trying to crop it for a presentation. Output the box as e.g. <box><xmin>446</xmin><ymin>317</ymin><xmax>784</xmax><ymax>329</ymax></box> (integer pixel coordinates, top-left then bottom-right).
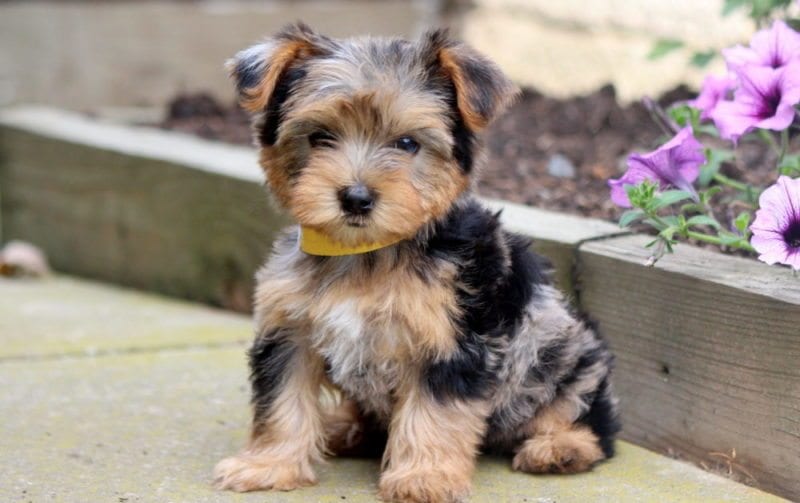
<box><xmin>214</xmin><ymin>330</ymin><xmax>326</xmax><ymax>492</ymax></box>
<box><xmin>513</xmin><ymin>369</ymin><xmax>619</xmax><ymax>474</ymax></box>
<box><xmin>512</xmin><ymin>400</ymin><xmax>605</xmax><ymax>474</ymax></box>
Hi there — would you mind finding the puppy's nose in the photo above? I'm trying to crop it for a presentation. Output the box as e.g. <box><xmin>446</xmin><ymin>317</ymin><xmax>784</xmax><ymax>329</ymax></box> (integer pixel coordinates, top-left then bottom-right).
<box><xmin>339</xmin><ymin>184</ymin><xmax>375</xmax><ymax>215</ymax></box>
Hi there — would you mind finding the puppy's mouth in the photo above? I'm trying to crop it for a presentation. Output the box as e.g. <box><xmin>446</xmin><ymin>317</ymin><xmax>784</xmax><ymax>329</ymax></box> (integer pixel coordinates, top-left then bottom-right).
<box><xmin>344</xmin><ymin>217</ymin><xmax>369</xmax><ymax>228</ymax></box>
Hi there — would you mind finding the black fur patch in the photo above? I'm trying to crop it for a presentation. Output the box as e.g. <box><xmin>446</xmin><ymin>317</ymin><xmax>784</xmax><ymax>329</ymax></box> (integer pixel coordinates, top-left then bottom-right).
<box><xmin>579</xmin><ymin>376</ymin><xmax>620</xmax><ymax>458</ymax></box>
<box><xmin>248</xmin><ymin>330</ymin><xmax>296</xmax><ymax>419</ymax></box>
<box><xmin>259</xmin><ymin>65</ymin><xmax>307</xmax><ymax>146</ymax></box>
<box><xmin>234</xmin><ymin>58</ymin><xmax>264</xmax><ymax>93</ymax></box>
<box><xmin>450</xmin><ymin>109</ymin><xmax>475</xmax><ymax>173</ymax></box>
<box><xmin>425</xmin><ymin>334</ymin><xmax>493</xmax><ymax>401</ymax></box>
<box><xmin>423</xmin><ymin>200</ymin><xmax>551</xmax><ymax>402</ymax></box>
<box><xmin>424</xmin><ymin>67</ymin><xmax>476</xmax><ymax>172</ymax></box>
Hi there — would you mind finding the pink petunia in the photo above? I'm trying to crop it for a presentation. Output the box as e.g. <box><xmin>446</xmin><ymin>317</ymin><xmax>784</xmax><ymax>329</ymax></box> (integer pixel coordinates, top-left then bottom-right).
<box><xmin>690</xmin><ymin>74</ymin><xmax>737</xmax><ymax>120</ymax></box>
<box><xmin>751</xmin><ymin>176</ymin><xmax>800</xmax><ymax>270</ymax></box>
<box><xmin>722</xmin><ymin>20</ymin><xmax>800</xmax><ymax>71</ymax></box>
<box><xmin>710</xmin><ymin>62</ymin><xmax>800</xmax><ymax>142</ymax></box>
<box><xmin>608</xmin><ymin>127</ymin><xmax>705</xmax><ymax>208</ymax></box>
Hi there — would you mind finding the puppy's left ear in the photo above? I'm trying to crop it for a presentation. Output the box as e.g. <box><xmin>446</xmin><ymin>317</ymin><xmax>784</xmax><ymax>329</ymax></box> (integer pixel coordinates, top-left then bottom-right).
<box><xmin>423</xmin><ymin>29</ymin><xmax>520</xmax><ymax>132</ymax></box>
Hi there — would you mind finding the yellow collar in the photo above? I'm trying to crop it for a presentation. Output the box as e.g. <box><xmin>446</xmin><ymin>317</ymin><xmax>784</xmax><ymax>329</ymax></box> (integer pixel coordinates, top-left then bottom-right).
<box><xmin>299</xmin><ymin>226</ymin><xmax>403</xmax><ymax>256</ymax></box>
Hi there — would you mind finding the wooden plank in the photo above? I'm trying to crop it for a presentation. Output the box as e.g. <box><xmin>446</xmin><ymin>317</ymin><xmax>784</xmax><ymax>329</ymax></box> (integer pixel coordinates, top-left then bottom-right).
<box><xmin>0</xmin><ymin>110</ymin><xmax>290</xmax><ymax>311</ymax></box>
<box><xmin>577</xmin><ymin>234</ymin><xmax>800</xmax><ymax>501</ymax></box>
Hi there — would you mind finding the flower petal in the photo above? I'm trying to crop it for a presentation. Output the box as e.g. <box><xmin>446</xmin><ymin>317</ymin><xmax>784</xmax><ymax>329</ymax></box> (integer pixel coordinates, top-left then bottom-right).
<box><xmin>749</xmin><ymin>20</ymin><xmax>800</xmax><ymax>68</ymax></box>
<box><xmin>722</xmin><ymin>45</ymin><xmax>759</xmax><ymax>71</ymax></box>
<box><xmin>710</xmin><ymin>99</ymin><xmax>762</xmax><ymax>141</ymax></box>
<box><xmin>751</xmin><ymin>177</ymin><xmax>800</xmax><ymax>270</ymax></box>
<box><xmin>690</xmin><ymin>74</ymin><xmax>737</xmax><ymax>120</ymax></box>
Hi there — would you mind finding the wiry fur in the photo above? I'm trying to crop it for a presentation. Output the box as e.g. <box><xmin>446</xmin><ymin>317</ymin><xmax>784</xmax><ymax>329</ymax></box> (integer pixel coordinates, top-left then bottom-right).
<box><xmin>214</xmin><ymin>23</ymin><xmax>620</xmax><ymax>503</ymax></box>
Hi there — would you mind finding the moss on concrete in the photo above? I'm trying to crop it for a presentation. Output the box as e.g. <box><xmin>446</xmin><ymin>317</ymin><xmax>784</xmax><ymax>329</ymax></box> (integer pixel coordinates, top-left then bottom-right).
<box><xmin>0</xmin><ymin>276</ymin><xmax>251</xmax><ymax>359</ymax></box>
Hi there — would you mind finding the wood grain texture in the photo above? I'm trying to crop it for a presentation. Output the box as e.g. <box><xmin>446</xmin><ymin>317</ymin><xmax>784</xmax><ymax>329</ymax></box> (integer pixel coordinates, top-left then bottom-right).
<box><xmin>0</xmin><ymin>124</ymin><xmax>289</xmax><ymax>311</ymax></box>
<box><xmin>577</xmin><ymin>234</ymin><xmax>800</xmax><ymax>501</ymax></box>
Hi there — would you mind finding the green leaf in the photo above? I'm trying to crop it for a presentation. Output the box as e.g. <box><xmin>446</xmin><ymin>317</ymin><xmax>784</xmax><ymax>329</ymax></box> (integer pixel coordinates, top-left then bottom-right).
<box><xmin>687</xmin><ymin>215</ymin><xmax>721</xmax><ymax>229</ymax></box>
<box><xmin>722</xmin><ymin>0</ymin><xmax>749</xmax><ymax>16</ymax></box>
<box><xmin>734</xmin><ymin>211</ymin><xmax>752</xmax><ymax>234</ymax></box>
<box><xmin>619</xmin><ymin>209</ymin><xmax>645</xmax><ymax>228</ymax></box>
<box><xmin>648</xmin><ymin>39</ymin><xmax>684</xmax><ymax>60</ymax></box>
<box><xmin>668</xmin><ymin>104</ymin><xmax>701</xmax><ymax>129</ymax></box>
<box><xmin>699</xmin><ymin>148</ymin><xmax>734</xmax><ymax>187</ymax></box>
<box><xmin>749</xmin><ymin>0</ymin><xmax>792</xmax><ymax>21</ymax></box>
<box><xmin>690</xmin><ymin>50</ymin><xmax>716</xmax><ymax>68</ymax></box>
<box><xmin>653</xmin><ymin>190</ymin><xmax>695</xmax><ymax>210</ymax></box>
<box><xmin>779</xmin><ymin>153</ymin><xmax>800</xmax><ymax>176</ymax></box>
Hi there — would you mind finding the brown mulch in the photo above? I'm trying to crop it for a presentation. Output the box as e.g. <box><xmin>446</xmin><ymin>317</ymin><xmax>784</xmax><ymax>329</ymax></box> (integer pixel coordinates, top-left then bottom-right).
<box><xmin>157</xmin><ymin>87</ymin><xmax>787</xmax><ymax>224</ymax></box>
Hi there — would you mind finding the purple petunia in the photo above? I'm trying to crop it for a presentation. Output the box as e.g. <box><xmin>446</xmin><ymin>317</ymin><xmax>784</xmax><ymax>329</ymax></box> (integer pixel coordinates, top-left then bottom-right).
<box><xmin>722</xmin><ymin>20</ymin><xmax>800</xmax><ymax>71</ymax></box>
<box><xmin>690</xmin><ymin>74</ymin><xmax>737</xmax><ymax>120</ymax></box>
<box><xmin>710</xmin><ymin>62</ymin><xmax>800</xmax><ymax>142</ymax></box>
<box><xmin>751</xmin><ymin>176</ymin><xmax>800</xmax><ymax>270</ymax></box>
<box><xmin>608</xmin><ymin>127</ymin><xmax>706</xmax><ymax>208</ymax></box>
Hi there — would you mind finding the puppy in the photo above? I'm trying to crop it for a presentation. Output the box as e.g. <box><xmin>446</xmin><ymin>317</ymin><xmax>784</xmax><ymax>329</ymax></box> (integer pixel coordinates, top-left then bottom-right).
<box><xmin>214</xmin><ymin>23</ymin><xmax>620</xmax><ymax>503</ymax></box>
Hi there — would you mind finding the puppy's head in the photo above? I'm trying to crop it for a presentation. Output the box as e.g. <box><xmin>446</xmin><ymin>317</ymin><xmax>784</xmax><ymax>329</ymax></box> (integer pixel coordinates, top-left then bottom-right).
<box><xmin>229</xmin><ymin>23</ymin><xmax>518</xmax><ymax>246</ymax></box>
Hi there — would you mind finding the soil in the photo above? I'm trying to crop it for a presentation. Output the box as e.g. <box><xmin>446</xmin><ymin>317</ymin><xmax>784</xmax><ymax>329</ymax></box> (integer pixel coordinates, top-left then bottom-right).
<box><xmin>158</xmin><ymin>87</ymin><xmax>791</xmax><ymax>227</ymax></box>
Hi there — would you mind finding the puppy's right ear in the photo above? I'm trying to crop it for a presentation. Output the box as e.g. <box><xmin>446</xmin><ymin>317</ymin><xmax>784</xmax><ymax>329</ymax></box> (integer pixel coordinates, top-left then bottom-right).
<box><xmin>227</xmin><ymin>23</ymin><xmax>329</xmax><ymax>114</ymax></box>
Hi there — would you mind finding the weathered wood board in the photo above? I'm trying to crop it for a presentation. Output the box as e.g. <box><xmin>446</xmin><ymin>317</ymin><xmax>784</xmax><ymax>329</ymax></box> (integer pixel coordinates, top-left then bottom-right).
<box><xmin>577</xmin><ymin>234</ymin><xmax>800</xmax><ymax>500</ymax></box>
<box><xmin>0</xmin><ymin>109</ymin><xmax>290</xmax><ymax>311</ymax></box>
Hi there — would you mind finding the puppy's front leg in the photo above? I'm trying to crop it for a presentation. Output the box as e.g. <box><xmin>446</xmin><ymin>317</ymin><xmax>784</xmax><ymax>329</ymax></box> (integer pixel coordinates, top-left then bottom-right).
<box><xmin>214</xmin><ymin>328</ymin><xmax>325</xmax><ymax>492</ymax></box>
<box><xmin>379</xmin><ymin>381</ymin><xmax>490</xmax><ymax>503</ymax></box>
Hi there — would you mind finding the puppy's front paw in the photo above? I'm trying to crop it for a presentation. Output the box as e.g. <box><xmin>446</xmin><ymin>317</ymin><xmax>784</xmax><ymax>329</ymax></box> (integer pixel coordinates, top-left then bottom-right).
<box><xmin>213</xmin><ymin>454</ymin><xmax>317</xmax><ymax>492</ymax></box>
<box><xmin>378</xmin><ymin>468</ymin><xmax>470</xmax><ymax>503</ymax></box>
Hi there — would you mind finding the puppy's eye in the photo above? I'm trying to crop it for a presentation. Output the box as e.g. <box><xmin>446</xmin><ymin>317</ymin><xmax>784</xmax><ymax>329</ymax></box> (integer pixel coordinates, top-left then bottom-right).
<box><xmin>390</xmin><ymin>136</ymin><xmax>419</xmax><ymax>154</ymax></box>
<box><xmin>308</xmin><ymin>130</ymin><xmax>336</xmax><ymax>148</ymax></box>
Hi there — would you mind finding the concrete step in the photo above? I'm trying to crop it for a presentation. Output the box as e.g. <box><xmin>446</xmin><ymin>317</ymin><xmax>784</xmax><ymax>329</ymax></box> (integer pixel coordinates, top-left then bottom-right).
<box><xmin>0</xmin><ymin>276</ymin><xmax>785</xmax><ymax>502</ymax></box>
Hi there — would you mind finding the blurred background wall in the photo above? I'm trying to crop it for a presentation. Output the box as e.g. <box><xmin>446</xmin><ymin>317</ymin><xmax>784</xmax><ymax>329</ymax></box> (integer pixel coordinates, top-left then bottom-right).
<box><xmin>0</xmin><ymin>0</ymin><xmax>751</xmax><ymax>112</ymax></box>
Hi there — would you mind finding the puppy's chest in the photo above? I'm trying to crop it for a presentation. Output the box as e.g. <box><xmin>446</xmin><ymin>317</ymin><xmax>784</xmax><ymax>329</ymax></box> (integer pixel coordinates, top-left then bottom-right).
<box><xmin>310</xmin><ymin>298</ymin><xmax>410</xmax><ymax>419</ymax></box>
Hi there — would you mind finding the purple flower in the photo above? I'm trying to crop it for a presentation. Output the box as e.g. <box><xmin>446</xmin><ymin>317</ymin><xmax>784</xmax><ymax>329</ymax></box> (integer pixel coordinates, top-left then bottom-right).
<box><xmin>690</xmin><ymin>74</ymin><xmax>737</xmax><ymax>120</ymax></box>
<box><xmin>723</xmin><ymin>20</ymin><xmax>800</xmax><ymax>71</ymax></box>
<box><xmin>751</xmin><ymin>176</ymin><xmax>800</xmax><ymax>270</ymax></box>
<box><xmin>608</xmin><ymin>127</ymin><xmax>705</xmax><ymax>208</ymax></box>
<box><xmin>710</xmin><ymin>62</ymin><xmax>800</xmax><ymax>142</ymax></box>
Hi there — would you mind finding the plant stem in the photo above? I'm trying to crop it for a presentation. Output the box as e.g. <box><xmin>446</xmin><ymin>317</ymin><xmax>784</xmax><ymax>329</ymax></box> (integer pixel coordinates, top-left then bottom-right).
<box><xmin>685</xmin><ymin>230</ymin><xmax>756</xmax><ymax>252</ymax></box>
<box><xmin>712</xmin><ymin>172</ymin><xmax>749</xmax><ymax>191</ymax></box>
<box><xmin>642</xmin><ymin>97</ymin><xmax>680</xmax><ymax>135</ymax></box>
<box><xmin>759</xmin><ymin>129</ymin><xmax>781</xmax><ymax>155</ymax></box>
<box><xmin>778</xmin><ymin>129</ymin><xmax>789</xmax><ymax>168</ymax></box>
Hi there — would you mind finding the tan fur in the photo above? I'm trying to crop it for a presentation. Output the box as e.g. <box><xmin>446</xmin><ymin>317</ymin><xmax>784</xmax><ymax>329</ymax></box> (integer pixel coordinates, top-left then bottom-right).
<box><xmin>437</xmin><ymin>46</ymin><xmax>518</xmax><ymax>132</ymax></box>
<box><xmin>268</xmin><ymin>91</ymin><xmax>469</xmax><ymax>248</ymax></box>
<box><xmin>321</xmin><ymin>397</ymin><xmax>364</xmax><ymax>455</ymax></box>
<box><xmin>512</xmin><ymin>402</ymin><xmax>605</xmax><ymax>475</ymax></box>
<box><xmin>306</xmin><ymin>254</ymin><xmax>461</xmax><ymax>360</ymax></box>
<box><xmin>238</xmin><ymin>39</ymin><xmax>318</xmax><ymax>113</ymax></box>
<box><xmin>379</xmin><ymin>382</ymin><xmax>490</xmax><ymax>503</ymax></box>
<box><xmin>213</xmin><ymin>346</ymin><xmax>326</xmax><ymax>492</ymax></box>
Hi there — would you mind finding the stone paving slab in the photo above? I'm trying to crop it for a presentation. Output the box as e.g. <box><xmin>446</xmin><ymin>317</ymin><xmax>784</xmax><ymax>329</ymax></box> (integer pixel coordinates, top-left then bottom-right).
<box><xmin>0</xmin><ymin>276</ymin><xmax>786</xmax><ymax>502</ymax></box>
<box><xmin>0</xmin><ymin>276</ymin><xmax>251</xmax><ymax>360</ymax></box>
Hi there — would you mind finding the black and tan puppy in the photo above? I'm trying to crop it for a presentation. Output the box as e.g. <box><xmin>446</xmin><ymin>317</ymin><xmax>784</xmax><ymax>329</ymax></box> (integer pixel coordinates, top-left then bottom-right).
<box><xmin>214</xmin><ymin>23</ymin><xmax>620</xmax><ymax>503</ymax></box>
